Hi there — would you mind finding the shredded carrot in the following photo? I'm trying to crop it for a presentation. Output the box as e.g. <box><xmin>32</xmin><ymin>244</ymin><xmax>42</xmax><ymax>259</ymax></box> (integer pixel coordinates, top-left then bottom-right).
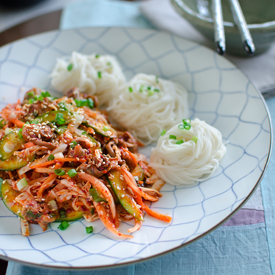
<box><xmin>24</xmin><ymin>142</ymin><xmax>35</xmax><ymax>148</ymax></box>
<box><xmin>135</xmin><ymin>192</ymin><xmax>172</xmax><ymax>223</ymax></box>
<box><xmin>10</xmin><ymin>119</ymin><xmax>25</xmax><ymax>128</ymax></box>
<box><xmin>30</xmin><ymin>158</ymin><xmax>86</xmax><ymax>169</ymax></box>
<box><xmin>122</xmin><ymin>148</ymin><xmax>138</xmax><ymax>166</ymax></box>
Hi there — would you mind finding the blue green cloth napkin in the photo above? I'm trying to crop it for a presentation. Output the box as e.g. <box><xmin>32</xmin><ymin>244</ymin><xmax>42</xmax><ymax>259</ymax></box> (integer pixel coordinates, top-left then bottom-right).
<box><xmin>60</xmin><ymin>0</ymin><xmax>154</xmax><ymax>29</ymax></box>
<box><xmin>6</xmin><ymin>0</ymin><xmax>275</xmax><ymax>274</ymax></box>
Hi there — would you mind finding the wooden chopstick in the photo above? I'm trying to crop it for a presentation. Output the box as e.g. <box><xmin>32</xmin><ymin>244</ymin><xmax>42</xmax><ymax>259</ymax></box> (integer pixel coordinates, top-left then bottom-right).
<box><xmin>212</xmin><ymin>0</ymin><xmax>226</xmax><ymax>55</ymax></box>
<box><xmin>228</xmin><ymin>0</ymin><xmax>255</xmax><ymax>55</ymax></box>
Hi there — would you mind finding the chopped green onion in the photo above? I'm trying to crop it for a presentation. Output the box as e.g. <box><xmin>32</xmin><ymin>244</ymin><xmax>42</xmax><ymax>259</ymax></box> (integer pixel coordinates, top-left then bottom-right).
<box><xmin>82</xmin><ymin>131</ymin><xmax>87</xmax><ymax>135</ymax></box>
<box><xmin>18</xmin><ymin>128</ymin><xmax>23</xmax><ymax>138</ymax></box>
<box><xmin>0</xmin><ymin>119</ymin><xmax>6</xmax><ymax>129</ymax></box>
<box><xmin>156</xmin><ymin>76</ymin><xmax>159</xmax><ymax>83</ymax></box>
<box><xmin>59</xmin><ymin>208</ymin><xmax>67</xmax><ymax>219</ymax></box>
<box><xmin>107</xmin><ymin>62</ymin><xmax>111</xmax><ymax>66</ymax></box>
<box><xmin>41</xmin><ymin>91</ymin><xmax>51</xmax><ymax>98</ymax></box>
<box><xmin>87</xmin><ymin>98</ymin><xmax>94</xmax><ymax>109</ymax></box>
<box><xmin>58</xmin><ymin>221</ymin><xmax>70</xmax><ymax>230</ymax></box>
<box><xmin>74</xmin><ymin>99</ymin><xmax>87</xmax><ymax>107</ymax></box>
<box><xmin>147</xmin><ymin>86</ymin><xmax>151</xmax><ymax>90</ymax></box>
<box><xmin>139</xmin><ymin>85</ymin><xmax>145</xmax><ymax>92</ymax></box>
<box><xmin>48</xmin><ymin>154</ymin><xmax>54</xmax><ymax>161</ymax></box>
<box><xmin>148</xmin><ymin>90</ymin><xmax>154</xmax><ymax>96</ymax></box>
<box><xmin>176</xmin><ymin>139</ymin><xmax>184</xmax><ymax>145</ymax></box>
<box><xmin>17</xmin><ymin>178</ymin><xmax>28</xmax><ymax>190</ymax></box>
<box><xmin>95</xmin><ymin>54</ymin><xmax>100</xmax><ymax>58</ymax></box>
<box><xmin>89</xmin><ymin>188</ymin><xmax>106</xmax><ymax>202</ymax></box>
<box><xmin>58</xmin><ymin>102</ymin><xmax>69</xmax><ymax>111</ymax></box>
<box><xmin>192</xmin><ymin>136</ymin><xmax>198</xmax><ymax>143</ymax></box>
<box><xmin>160</xmin><ymin>129</ymin><xmax>166</xmax><ymax>136</ymax></box>
<box><xmin>29</xmin><ymin>98</ymin><xmax>34</xmax><ymax>104</ymax></box>
<box><xmin>68</xmin><ymin>169</ymin><xmax>77</xmax><ymax>178</ymax></box>
<box><xmin>178</xmin><ymin>118</ymin><xmax>191</xmax><ymax>130</ymax></box>
<box><xmin>103</xmin><ymin>126</ymin><xmax>109</xmax><ymax>132</ymax></box>
<box><xmin>98</xmin><ymin>71</ymin><xmax>102</xmax><ymax>79</ymax></box>
<box><xmin>70</xmin><ymin>141</ymin><xmax>78</xmax><ymax>148</ymax></box>
<box><xmin>27</xmin><ymin>91</ymin><xmax>35</xmax><ymax>98</ymax></box>
<box><xmin>154</xmin><ymin>88</ymin><xmax>160</xmax><ymax>92</ymax></box>
<box><xmin>30</xmin><ymin>119</ymin><xmax>39</xmax><ymax>124</ymax></box>
<box><xmin>56</xmin><ymin>126</ymin><xmax>67</xmax><ymax>135</ymax></box>
<box><xmin>86</xmin><ymin>226</ymin><xmax>94</xmax><ymax>234</ymax></box>
<box><xmin>37</xmin><ymin>95</ymin><xmax>44</xmax><ymax>102</ymax></box>
<box><xmin>55</xmin><ymin>113</ymin><xmax>66</xmax><ymax>125</ymax></box>
<box><xmin>67</xmin><ymin>63</ymin><xmax>73</xmax><ymax>71</ymax></box>
<box><xmin>169</xmin><ymin>135</ymin><xmax>177</xmax><ymax>140</ymax></box>
<box><xmin>54</xmin><ymin>169</ymin><xmax>66</xmax><ymax>176</ymax></box>
<box><xmin>128</xmin><ymin>87</ymin><xmax>133</xmax><ymax>92</ymax></box>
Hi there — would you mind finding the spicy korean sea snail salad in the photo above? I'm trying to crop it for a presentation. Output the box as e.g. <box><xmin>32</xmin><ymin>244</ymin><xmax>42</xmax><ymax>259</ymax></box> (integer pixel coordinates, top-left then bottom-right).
<box><xmin>0</xmin><ymin>88</ymin><xmax>171</xmax><ymax>238</ymax></box>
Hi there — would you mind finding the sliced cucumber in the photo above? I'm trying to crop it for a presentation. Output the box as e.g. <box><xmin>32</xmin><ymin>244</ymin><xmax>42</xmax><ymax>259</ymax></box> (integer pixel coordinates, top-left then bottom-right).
<box><xmin>0</xmin><ymin>180</ymin><xmax>83</xmax><ymax>222</ymax></box>
<box><xmin>82</xmin><ymin>121</ymin><xmax>116</xmax><ymax>138</ymax></box>
<box><xmin>107</xmin><ymin>170</ymin><xmax>143</xmax><ymax>221</ymax></box>
<box><xmin>0</xmin><ymin>155</ymin><xmax>34</xmax><ymax>171</ymax></box>
<box><xmin>33</xmin><ymin>110</ymin><xmax>73</xmax><ymax>125</ymax></box>
<box><xmin>132</xmin><ymin>164</ymin><xmax>144</xmax><ymax>182</ymax></box>
<box><xmin>0</xmin><ymin>130</ymin><xmax>25</xmax><ymax>160</ymax></box>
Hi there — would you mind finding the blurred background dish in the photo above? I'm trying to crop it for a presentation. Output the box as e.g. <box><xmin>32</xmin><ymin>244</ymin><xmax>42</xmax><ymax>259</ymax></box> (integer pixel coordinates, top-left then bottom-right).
<box><xmin>171</xmin><ymin>0</ymin><xmax>275</xmax><ymax>55</ymax></box>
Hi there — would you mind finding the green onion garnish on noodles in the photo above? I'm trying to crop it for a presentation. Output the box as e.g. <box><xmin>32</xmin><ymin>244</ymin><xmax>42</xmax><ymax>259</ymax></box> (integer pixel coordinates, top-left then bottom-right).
<box><xmin>148</xmin><ymin>90</ymin><xmax>154</xmax><ymax>96</ymax></box>
<box><xmin>192</xmin><ymin>136</ymin><xmax>198</xmax><ymax>143</ymax></box>
<box><xmin>103</xmin><ymin>126</ymin><xmax>109</xmax><ymax>132</ymax></box>
<box><xmin>67</xmin><ymin>63</ymin><xmax>73</xmax><ymax>71</ymax></box>
<box><xmin>55</xmin><ymin>113</ymin><xmax>66</xmax><ymax>125</ymax></box>
<box><xmin>176</xmin><ymin>139</ymin><xmax>184</xmax><ymax>145</ymax></box>
<box><xmin>95</xmin><ymin>54</ymin><xmax>100</xmax><ymax>58</ymax></box>
<box><xmin>128</xmin><ymin>87</ymin><xmax>133</xmax><ymax>92</ymax></box>
<box><xmin>68</xmin><ymin>169</ymin><xmax>77</xmax><ymax>178</ymax></box>
<box><xmin>160</xmin><ymin>129</ymin><xmax>166</xmax><ymax>136</ymax></box>
<box><xmin>58</xmin><ymin>221</ymin><xmax>70</xmax><ymax>230</ymax></box>
<box><xmin>169</xmin><ymin>135</ymin><xmax>177</xmax><ymax>140</ymax></box>
<box><xmin>54</xmin><ymin>169</ymin><xmax>66</xmax><ymax>176</ymax></box>
<box><xmin>139</xmin><ymin>85</ymin><xmax>145</xmax><ymax>92</ymax></box>
<box><xmin>147</xmin><ymin>86</ymin><xmax>151</xmax><ymax>90</ymax></box>
<box><xmin>178</xmin><ymin>119</ymin><xmax>191</xmax><ymax>130</ymax></box>
<box><xmin>48</xmin><ymin>154</ymin><xmax>54</xmax><ymax>161</ymax></box>
<box><xmin>86</xmin><ymin>226</ymin><xmax>94</xmax><ymax>234</ymax></box>
<box><xmin>154</xmin><ymin>88</ymin><xmax>160</xmax><ymax>92</ymax></box>
<box><xmin>29</xmin><ymin>99</ymin><xmax>34</xmax><ymax>104</ymax></box>
<box><xmin>107</xmin><ymin>62</ymin><xmax>111</xmax><ymax>66</ymax></box>
<box><xmin>75</xmin><ymin>99</ymin><xmax>87</xmax><ymax>107</ymax></box>
<box><xmin>98</xmin><ymin>71</ymin><xmax>102</xmax><ymax>79</ymax></box>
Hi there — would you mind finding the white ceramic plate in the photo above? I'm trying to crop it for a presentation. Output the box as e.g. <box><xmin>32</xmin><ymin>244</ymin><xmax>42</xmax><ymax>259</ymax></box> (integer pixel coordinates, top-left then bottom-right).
<box><xmin>0</xmin><ymin>27</ymin><xmax>272</xmax><ymax>269</ymax></box>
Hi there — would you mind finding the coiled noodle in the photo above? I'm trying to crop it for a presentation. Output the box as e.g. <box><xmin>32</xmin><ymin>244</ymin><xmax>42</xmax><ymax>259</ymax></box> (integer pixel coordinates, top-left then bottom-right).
<box><xmin>51</xmin><ymin>52</ymin><xmax>126</xmax><ymax>106</ymax></box>
<box><xmin>108</xmin><ymin>73</ymin><xmax>189</xmax><ymax>144</ymax></box>
<box><xmin>150</xmin><ymin>118</ymin><xmax>226</xmax><ymax>185</ymax></box>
